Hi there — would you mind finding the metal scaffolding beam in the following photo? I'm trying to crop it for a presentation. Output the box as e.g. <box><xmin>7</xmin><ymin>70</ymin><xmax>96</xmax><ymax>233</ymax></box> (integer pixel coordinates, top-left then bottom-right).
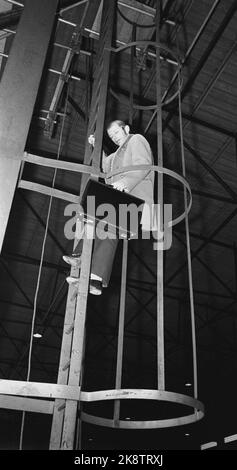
<box><xmin>167</xmin><ymin>124</ymin><xmax>237</xmax><ymax>202</ymax></box>
<box><xmin>144</xmin><ymin>0</ymin><xmax>221</xmax><ymax>134</ymax></box>
<box><xmin>110</xmin><ymin>84</ymin><xmax>236</xmax><ymax>139</ymax></box>
<box><xmin>0</xmin><ymin>258</ymin><xmax>33</xmax><ymax>308</ymax></box>
<box><xmin>174</xmin><ymin>227</ymin><xmax>234</xmax><ymax>251</ymax></box>
<box><xmin>179</xmin><ymin>0</ymin><xmax>237</xmax><ymax>101</ymax></box>
<box><xmin>18</xmin><ymin>191</ymin><xmax>65</xmax><ymax>254</ymax></box>
<box><xmin>166</xmin><ymin>209</ymin><xmax>237</xmax><ymax>286</ymax></box>
<box><xmin>169</xmin><ymin>110</ymin><xmax>236</xmax><ymax>138</ymax></box>
<box><xmin>160</xmin><ymin>0</ymin><xmax>237</xmax><ymax>134</ymax></box>
<box><xmin>1</xmin><ymin>251</ymin><xmax>67</xmax><ymax>272</ymax></box>
<box><xmin>44</xmin><ymin>0</ymin><xmax>90</xmax><ymax>137</ymax></box>
<box><xmin>166</xmin><ymin>35</ymin><xmax>237</xmax><ymax>158</ymax></box>
<box><xmin>170</xmin><ymin>183</ymin><xmax>236</xmax><ymax>205</ymax></box>
<box><xmin>173</xmin><ymin>232</ymin><xmax>235</xmax><ymax>298</ymax></box>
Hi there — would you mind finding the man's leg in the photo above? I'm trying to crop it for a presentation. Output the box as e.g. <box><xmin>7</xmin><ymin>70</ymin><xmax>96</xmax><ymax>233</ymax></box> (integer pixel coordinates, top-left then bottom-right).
<box><xmin>91</xmin><ymin>235</ymin><xmax>118</xmax><ymax>287</ymax></box>
<box><xmin>65</xmin><ymin>231</ymin><xmax>118</xmax><ymax>294</ymax></box>
<box><xmin>63</xmin><ymin>240</ymin><xmax>83</xmax><ymax>267</ymax></box>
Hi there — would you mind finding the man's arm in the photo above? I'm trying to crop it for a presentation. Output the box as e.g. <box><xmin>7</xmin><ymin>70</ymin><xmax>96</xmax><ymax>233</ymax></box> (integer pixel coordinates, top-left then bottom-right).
<box><xmin>102</xmin><ymin>151</ymin><xmax>110</xmax><ymax>174</ymax></box>
<box><xmin>119</xmin><ymin>134</ymin><xmax>153</xmax><ymax>192</ymax></box>
<box><xmin>88</xmin><ymin>133</ymin><xmax>109</xmax><ymax>175</ymax></box>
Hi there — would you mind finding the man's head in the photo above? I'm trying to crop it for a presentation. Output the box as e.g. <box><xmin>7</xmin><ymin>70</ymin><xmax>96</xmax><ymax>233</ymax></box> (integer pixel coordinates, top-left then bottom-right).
<box><xmin>107</xmin><ymin>120</ymin><xmax>130</xmax><ymax>147</ymax></box>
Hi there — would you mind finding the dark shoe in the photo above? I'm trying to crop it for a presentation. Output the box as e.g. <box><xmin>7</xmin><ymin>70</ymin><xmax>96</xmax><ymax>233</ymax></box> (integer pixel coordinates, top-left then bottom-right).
<box><xmin>63</xmin><ymin>255</ymin><xmax>81</xmax><ymax>268</ymax></box>
<box><xmin>89</xmin><ymin>279</ymin><xmax>102</xmax><ymax>295</ymax></box>
<box><xmin>66</xmin><ymin>276</ymin><xmax>102</xmax><ymax>295</ymax></box>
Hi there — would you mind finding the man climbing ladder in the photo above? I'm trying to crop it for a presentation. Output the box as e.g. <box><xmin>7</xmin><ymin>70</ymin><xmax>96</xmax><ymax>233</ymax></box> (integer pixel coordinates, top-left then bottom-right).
<box><xmin>63</xmin><ymin>119</ymin><xmax>154</xmax><ymax>295</ymax></box>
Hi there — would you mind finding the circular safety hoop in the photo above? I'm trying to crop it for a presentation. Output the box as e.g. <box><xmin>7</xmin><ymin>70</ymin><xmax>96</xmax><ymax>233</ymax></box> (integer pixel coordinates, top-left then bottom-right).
<box><xmin>80</xmin><ymin>388</ymin><xmax>204</xmax><ymax>429</ymax></box>
<box><xmin>105</xmin><ymin>164</ymin><xmax>192</xmax><ymax>228</ymax></box>
<box><xmin>107</xmin><ymin>40</ymin><xmax>182</xmax><ymax>108</ymax></box>
<box><xmin>117</xmin><ymin>5</ymin><xmax>156</xmax><ymax>29</ymax></box>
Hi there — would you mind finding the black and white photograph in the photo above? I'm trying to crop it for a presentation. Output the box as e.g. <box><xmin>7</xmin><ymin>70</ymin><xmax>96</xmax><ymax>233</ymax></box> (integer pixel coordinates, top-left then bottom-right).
<box><xmin>0</xmin><ymin>0</ymin><xmax>236</xmax><ymax>457</ymax></box>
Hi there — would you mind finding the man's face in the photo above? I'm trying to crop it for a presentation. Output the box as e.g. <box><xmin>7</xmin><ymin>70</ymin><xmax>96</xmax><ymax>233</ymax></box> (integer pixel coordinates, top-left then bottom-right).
<box><xmin>107</xmin><ymin>124</ymin><xmax>128</xmax><ymax>147</ymax></box>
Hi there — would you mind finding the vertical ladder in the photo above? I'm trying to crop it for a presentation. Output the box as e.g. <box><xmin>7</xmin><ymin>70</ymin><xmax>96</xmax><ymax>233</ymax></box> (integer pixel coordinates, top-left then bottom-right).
<box><xmin>49</xmin><ymin>0</ymin><xmax>117</xmax><ymax>450</ymax></box>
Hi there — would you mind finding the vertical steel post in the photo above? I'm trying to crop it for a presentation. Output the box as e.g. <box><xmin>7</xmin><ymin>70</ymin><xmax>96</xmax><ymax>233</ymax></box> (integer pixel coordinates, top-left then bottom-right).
<box><xmin>113</xmin><ymin>239</ymin><xmax>128</xmax><ymax>423</ymax></box>
<box><xmin>156</xmin><ymin>1</ymin><xmax>165</xmax><ymax>390</ymax></box>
